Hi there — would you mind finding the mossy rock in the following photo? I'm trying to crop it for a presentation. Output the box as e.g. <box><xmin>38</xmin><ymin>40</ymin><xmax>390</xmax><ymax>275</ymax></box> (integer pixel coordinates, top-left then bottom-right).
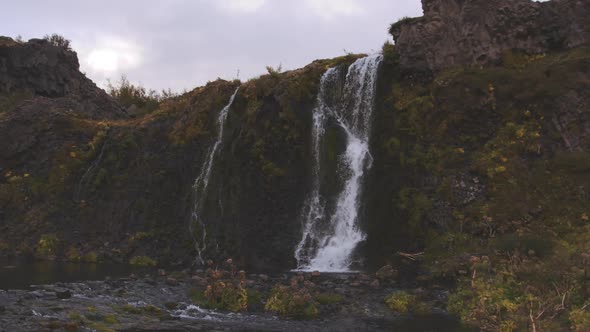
<box><xmin>129</xmin><ymin>256</ymin><xmax>157</xmax><ymax>267</ymax></box>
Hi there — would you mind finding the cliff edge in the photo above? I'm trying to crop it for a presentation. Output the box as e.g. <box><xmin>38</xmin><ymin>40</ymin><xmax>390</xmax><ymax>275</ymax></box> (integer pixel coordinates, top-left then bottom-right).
<box><xmin>390</xmin><ymin>0</ymin><xmax>590</xmax><ymax>71</ymax></box>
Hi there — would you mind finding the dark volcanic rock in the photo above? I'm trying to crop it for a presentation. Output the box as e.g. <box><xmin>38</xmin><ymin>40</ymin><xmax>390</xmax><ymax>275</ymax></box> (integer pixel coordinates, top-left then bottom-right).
<box><xmin>376</xmin><ymin>265</ymin><xmax>397</xmax><ymax>280</ymax></box>
<box><xmin>0</xmin><ymin>36</ymin><xmax>125</xmax><ymax>119</ymax></box>
<box><xmin>390</xmin><ymin>0</ymin><xmax>590</xmax><ymax>71</ymax></box>
<box><xmin>55</xmin><ymin>289</ymin><xmax>72</xmax><ymax>299</ymax></box>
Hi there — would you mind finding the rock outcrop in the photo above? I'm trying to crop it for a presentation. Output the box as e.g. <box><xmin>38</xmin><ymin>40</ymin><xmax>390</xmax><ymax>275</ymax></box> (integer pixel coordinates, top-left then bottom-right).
<box><xmin>390</xmin><ymin>0</ymin><xmax>590</xmax><ymax>71</ymax></box>
<box><xmin>0</xmin><ymin>37</ymin><xmax>125</xmax><ymax>119</ymax></box>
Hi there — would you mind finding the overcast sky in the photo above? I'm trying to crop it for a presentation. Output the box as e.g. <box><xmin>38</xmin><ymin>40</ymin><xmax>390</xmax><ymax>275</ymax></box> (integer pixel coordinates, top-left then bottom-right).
<box><xmin>4</xmin><ymin>0</ymin><xmax>423</xmax><ymax>92</ymax></box>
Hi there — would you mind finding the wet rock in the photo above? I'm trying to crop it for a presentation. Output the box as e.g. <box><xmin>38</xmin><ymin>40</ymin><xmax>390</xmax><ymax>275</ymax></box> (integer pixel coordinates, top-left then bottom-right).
<box><xmin>334</xmin><ymin>287</ymin><xmax>346</xmax><ymax>295</ymax></box>
<box><xmin>376</xmin><ymin>265</ymin><xmax>397</xmax><ymax>280</ymax></box>
<box><xmin>258</xmin><ymin>274</ymin><xmax>269</xmax><ymax>282</ymax></box>
<box><xmin>0</xmin><ymin>305</ymin><xmax>5</xmax><ymax>313</ymax></box>
<box><xmin>311</xmin><ymin>271</ymin><xmax>321</xmax><ymax>278</ymax></box>
<box><xmin>191</xmin><ymin>276</ymin><xmax>207</xmax><ymax>287</ymax></box>
<box><xmin>55</xmin><ymin>290</ymin><xmax>71</xmax><ymax>300</ymax></box>
<box><xmin>357</xmin><ymin>274</ymin><xmax>371</xmax><ymax>281</ymax></box>
<box><xmin>158</xmin><ymin>269</ymin><xmax>167</xmax><ymax>276</ymax></box>
<box><xmin>370</xmin><ymin>280</ymin><xmax>380</xmax><ymax>289</ymax></box>
<box><xmin>165</xmin><ymin>278</ymin><xmax>178</xmax><ymax>286</ymax></box>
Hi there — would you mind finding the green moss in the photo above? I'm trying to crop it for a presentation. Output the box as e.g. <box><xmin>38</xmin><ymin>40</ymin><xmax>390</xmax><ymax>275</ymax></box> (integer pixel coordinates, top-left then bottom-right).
<box><xmin>189</xmin><ymin>287</ymin><xmax>207</xmax><ymax>306</ymax></box>
<box><xmin>129</xmin><ymin>255</ymin><xmax>157</xmax><ymax>267</ymax></box>
<box><xmin>384</xmin><ymin>291</ymin><xmax>416</xmax><ymax>313</ymax></box>
<box><xmin>82</xmin><ymin>251</ymin><xmax>99</xmax><ymax>263</ymax></box>
<box><xmin>246</xmin><ymin>289</ymin><xmax>263</xmax><ymax>305</ymax></box>
<box><xmin>68</xmin><ymin>312</ymin><xmax>84</xmax><ymax>322</ymax></box>
<box><xmin>570</xmin><ymin>306</ymin><xmax>590</xmax><ymax>331</ymax></box>
<box><xmin>118</xmin><ymin>304</ymin><xmax>142</xmax><ymax>314</ymax></box>
<box><xmin>315</xmin><ymin>293</ymin><xmax>344</xmax><ymax>305</ymax></box>
<box><xmin>36</xmin><ymin>234</ymin><xmax>59</xmax><ymax>258</ymax></box>
<box><xmin>65</xmin><ymin>247</ymin><xmax>82</xmax><ymax>262</ymax></box>
<box><xmin>103</xmin><ymin>314</ymin><xmax>118</xmax><ymax>324</ymax></box>
<box><xmin>0</xmin><ymin>90</ymin><xmax>33</xmax><ymax>113</ymax></box>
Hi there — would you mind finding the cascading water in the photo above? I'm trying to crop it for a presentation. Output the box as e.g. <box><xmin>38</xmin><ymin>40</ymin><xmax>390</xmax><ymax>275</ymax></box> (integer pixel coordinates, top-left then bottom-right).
<box><xmin>295</xmin><ymin>54</ymin><xmax>382</xmax><ymax>272</ymax></box>
<box><xmin>190</xmin><ymin>87</ymin><xmax>239</xmax><ymax>265</ymax></box>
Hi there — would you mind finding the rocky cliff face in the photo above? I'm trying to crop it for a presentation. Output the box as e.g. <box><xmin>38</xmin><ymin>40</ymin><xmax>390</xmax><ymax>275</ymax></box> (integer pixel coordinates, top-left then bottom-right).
<box><xmin>390</xmin><ymin>0</ymin><xmax>590</xmax><ymax>71</ymax></box>
<box><xmin>0</xmin><ymin>35</ymin><xmax>363</xmax><ymax>270</ymax></box>
<box><xmin>0</xmin><ymin>37</ymin><xmax>125</xmax><ymax>119</ymax></box>
<box><xmin>2</xmin><ymin>1</ymin><xmax>590</xmax><ymax>329</ymax></box>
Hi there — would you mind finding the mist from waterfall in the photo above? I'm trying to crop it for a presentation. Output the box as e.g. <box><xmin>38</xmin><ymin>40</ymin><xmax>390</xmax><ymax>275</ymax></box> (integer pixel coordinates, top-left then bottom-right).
<box><xmin>190</xmin><ymin>87</ymin><xmax>239</xmax><ymax>265</ymax></box>
<box><xmin>295</xmin><ymin>54</ymin><xmax>382</xmax><ymax>272</ymax></box>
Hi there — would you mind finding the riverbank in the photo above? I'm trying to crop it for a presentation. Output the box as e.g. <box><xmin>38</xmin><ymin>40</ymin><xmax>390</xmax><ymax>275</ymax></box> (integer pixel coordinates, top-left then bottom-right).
<box><xmin>0</xmin><ymin>267</ymin><xmax>470</xmax><ymax>331</ymax></box>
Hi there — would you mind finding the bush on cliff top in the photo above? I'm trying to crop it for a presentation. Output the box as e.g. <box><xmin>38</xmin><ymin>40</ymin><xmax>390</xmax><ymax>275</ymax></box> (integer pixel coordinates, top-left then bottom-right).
<box><xmin>43</xmin><ymin>33</ymin><xmax>71</xmax><ymax>50</ymax></box>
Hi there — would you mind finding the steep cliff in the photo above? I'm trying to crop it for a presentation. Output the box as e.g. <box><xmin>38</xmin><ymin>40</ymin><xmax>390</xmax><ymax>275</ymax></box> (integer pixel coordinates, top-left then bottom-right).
<box><xmin>0</xmin><ymin>37</ymin><xmax>125</xmax><ymax>119</ymax></box>
<box><xmin>0</xmin><ymin>36</ymin><xmax>362</xmax><ymax>270</ymax></box>
<box><xmin>1</xmin><ymin>0</ymin><xmax>590</xmax><ymax>328</ymax></box>
<box><xmin>390</xmin><ymin>0</ymin><xmax>590</xmax><ymax>71</ymax></box>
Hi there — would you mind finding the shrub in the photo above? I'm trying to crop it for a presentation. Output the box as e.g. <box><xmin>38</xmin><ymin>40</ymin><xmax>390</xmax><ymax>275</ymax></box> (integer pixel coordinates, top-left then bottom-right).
<box><xmin>570</xmin><ymin>306</ymin><xmax>590</xmax><ymax>331</ymax></box>
<box><xmin>82</xmin><ymin>251</ymin><xmax>99</xmax><ymax>263</ymax></box>
<box><xmin>107</xmin><ymin>75</ymin><xmax>175</xmax><ymax>114</ymax></box>
<box><xmin>265</xmin><ymin>275</ymin><xmax>318</xmax><ymax>319</ymax></box>
<box><xmin>265</xmin><ymin>64</ymin><xmax>282</xmax><ymax>79</ymax></box>
<box><xmin>36</xmin><ymin>234</ymin><xmax>59</xmax><ymax>258</ymax></box>
<box><xmin>43</xmin><ymin>33</ymin><xmax>71</xmax><ymax>50</ymax></box>
<box><xmin>65</xmin><ymin>247</ymin><xmax>82</xmax><ymax>262</ymax></box>
<box><xmin>202</xmin><ymin>259</ymin><xmax>248</xmax><ymax>312</ymax></box>
<box><xmin>384</xmin><ymin>291</ymin><xmax>416</xmax><ymax>313</ymax></box>
<box><xmin>129</xmin><ymin>255</ymin><xmax>157</xmax><ymax>267</ymax></box>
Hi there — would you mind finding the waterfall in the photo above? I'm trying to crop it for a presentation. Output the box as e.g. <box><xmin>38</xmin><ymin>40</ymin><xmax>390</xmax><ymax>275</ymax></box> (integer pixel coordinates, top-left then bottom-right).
<box><xmin>190</xmin><ymin>87</ymin><xmax>239</xmax><ymax>265</ymax></box>
<box><xmin>295</xmin><ymin>54</ymin><xmax>382</xmax><ymax>272</ymax></box>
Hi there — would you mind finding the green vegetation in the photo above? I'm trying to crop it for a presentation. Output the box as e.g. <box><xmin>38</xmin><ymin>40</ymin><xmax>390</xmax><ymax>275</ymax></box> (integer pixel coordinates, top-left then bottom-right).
<box><xmin>107</xmin><ymin>75</ymin><xmax>176</xmax><ymax>115</ymax></box>
<box><xmin>388</xmin><ymin>16</ymin><xmax>422</xmax><ymax>35</ymax></box>
<box><xmin>43</xmin><ymin>33</ymin><xmax>71</xmax><ymax>50</ymax></box>
<box><xmin>203</xmin><ymin>259</ymin><xmax>248</xmax><ymax>312</ymax></box>
<box><xmin>265</xmin><ymin>275</ymin><xmax>318</xmax><ymax>319</ymax></box>
<box><xmin>314</xmin><ymin>293</ymin><xmax>344</xmax><ymax>305</ymax></box>
<box><xmin>372</xmin><ymin>46</ymin><xmax>590</xmax><ymax>330</ymax></box>
<box><xmin>0</xmin><ymin>91</ymin><xmax>32</xmax><ymax>114</ymax></box>
<box><xmin>195</xmin><ymin>259</ymin><xmax>248</xmax><ymax>312</ymax></box>
<box><xmin>265</xmin><ymin>64</ymin><xmax>283</xmax><ymax>79</ymax></box>
<box><xmin>129</xmin><ymin>255</ymin><xmax>157</xmax><ymax>267</ymax></box>
<box><xmin>385</xmin><ymin>291</ymin><xmax>419</xmax><ymax>313</ymax></box>
<box><xmin>35</xmin><ymin>234</ymin><xmax>59</xmax><ymax>258</ymax></box>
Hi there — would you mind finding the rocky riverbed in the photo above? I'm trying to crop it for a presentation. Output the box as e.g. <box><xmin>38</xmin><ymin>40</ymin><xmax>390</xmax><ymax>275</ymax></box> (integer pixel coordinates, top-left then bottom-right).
<box><xmin>0</xmin><ymin>268</ymin><xmax>470</xmax><ymax>331</ymax></box>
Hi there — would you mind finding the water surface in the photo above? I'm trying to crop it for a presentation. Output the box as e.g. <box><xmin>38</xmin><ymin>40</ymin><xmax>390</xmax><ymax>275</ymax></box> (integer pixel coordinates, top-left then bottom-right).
<box><xmin>0</xmin><ymin>260</ymin><xmax>144</xmax><ymax>289</ymax></box>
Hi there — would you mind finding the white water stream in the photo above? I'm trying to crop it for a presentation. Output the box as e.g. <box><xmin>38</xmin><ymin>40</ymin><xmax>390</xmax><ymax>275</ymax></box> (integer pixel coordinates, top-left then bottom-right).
<box><xmin>190</xmin><ymin>87</ymin><xmax>239</xmax><ymax>265</ymax></box>
<box><xmin>295</xmin><ymin>54</ymin><xmax>382</xmax><ymax>272</ymax></box>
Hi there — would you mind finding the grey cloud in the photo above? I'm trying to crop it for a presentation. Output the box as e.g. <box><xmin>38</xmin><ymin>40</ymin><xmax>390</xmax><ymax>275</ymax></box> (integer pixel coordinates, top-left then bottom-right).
<box><xmin>3</xmin><ymin>0</ymin><xmax>423</xmax><ymax>91</ymax></box>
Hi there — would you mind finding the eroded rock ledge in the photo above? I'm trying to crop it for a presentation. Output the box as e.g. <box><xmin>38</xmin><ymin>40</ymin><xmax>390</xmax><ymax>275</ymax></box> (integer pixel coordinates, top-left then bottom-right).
<box><xmin>390</xmin><ymin>0</ymin><xmax>590</xmax><ymax>71</ymax></box>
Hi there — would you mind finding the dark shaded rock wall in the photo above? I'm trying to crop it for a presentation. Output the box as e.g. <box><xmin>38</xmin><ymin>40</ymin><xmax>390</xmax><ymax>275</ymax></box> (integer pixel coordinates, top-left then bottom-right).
<box><xmin>0</xmin><ymin>37</ymin><xmax>125</xmax><ymax>119</ymax></box>
<box><xmin>0</xmin><ymin>35</ymin><xmax>360</xmax><ymax>270</ymax></box>
<box><xmin>390</xmin><ymin>0</ymin><xmax>590</xmax><ymax>71</ymax></box>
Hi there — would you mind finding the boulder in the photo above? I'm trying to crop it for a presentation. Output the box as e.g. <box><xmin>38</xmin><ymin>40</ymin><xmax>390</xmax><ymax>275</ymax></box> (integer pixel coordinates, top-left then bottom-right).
<box><xmin>191</xmin><ymin>275</ymin><xmax>208</xmax><ymax>287</ymax></box>
<box><xmin>376</xmin><ymin>264</ymin><xmax>398</xmax><ymax>280</ymax></box>
<box><xmin>55</xmin><ymin>290</ymin><xmax>71</xmax><ymax>300</ymax></box>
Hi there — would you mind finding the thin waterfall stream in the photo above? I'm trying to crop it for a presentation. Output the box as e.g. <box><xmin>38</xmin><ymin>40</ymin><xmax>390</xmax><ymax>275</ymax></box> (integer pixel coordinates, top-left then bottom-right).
<box><xmin>295</xmin><ymin>54</ymin><xmax>383</xmax><ymax>272</ymax></box>
<box><xmin>190</xmin><ymin>87</ymin><xmax>239</xmax><ymax>265</ymax></box>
